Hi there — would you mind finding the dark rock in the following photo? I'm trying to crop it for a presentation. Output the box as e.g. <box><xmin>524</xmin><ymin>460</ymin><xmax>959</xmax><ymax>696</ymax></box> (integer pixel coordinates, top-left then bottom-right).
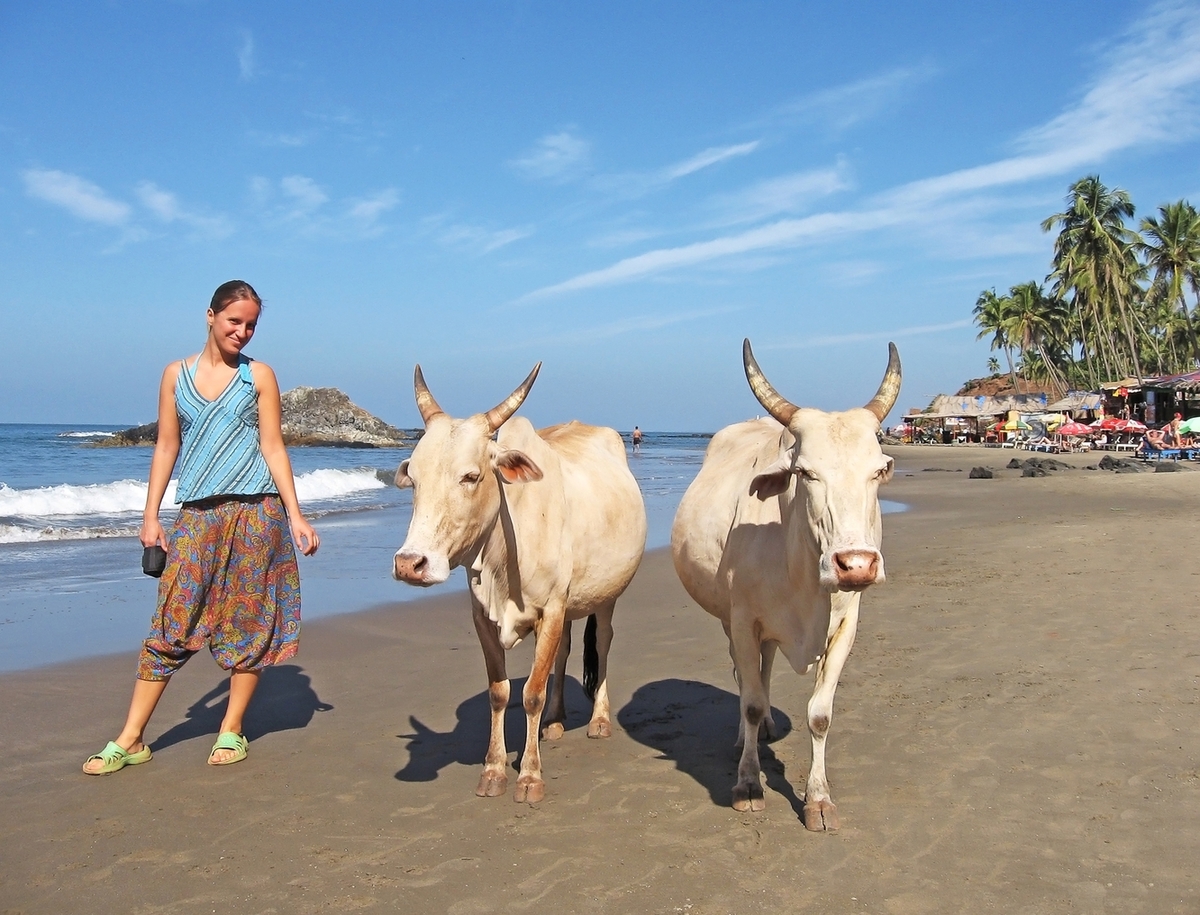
<box><xmin>1154</xmin><ymin>462</ymin><xmax>1185</xmax><ymax>472</ymax></box>
<box><xmin>1097</xmin><ymin>454</ymin><xmax>1146</xmax><ymax>473</ymax></box>
<box><xmin>95</xmin><ymin>387</ymin><xmax>408</xmax><ymax>448</ymax></box>
<box><xmin>968</xmin><ymin>467</ymin><xmax>994</xmax><ymax>479</ymax></box>
<box><xmin>1006</xmin><ymin>458</ymin><xmax>1022</xmax><ymax>469</ymax></box>
<box><xmin>1021</xmin><ymin>466</ymin><xmax>1048</xmax><ymax>477</ymax></box>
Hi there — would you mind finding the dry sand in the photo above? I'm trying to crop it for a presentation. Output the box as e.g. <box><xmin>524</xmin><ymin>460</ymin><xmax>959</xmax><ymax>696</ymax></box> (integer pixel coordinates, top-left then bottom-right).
<box><xmin>2</xmin><ymin>444</ymin><xmax>1198</xmax><ymax>913</ymax></box>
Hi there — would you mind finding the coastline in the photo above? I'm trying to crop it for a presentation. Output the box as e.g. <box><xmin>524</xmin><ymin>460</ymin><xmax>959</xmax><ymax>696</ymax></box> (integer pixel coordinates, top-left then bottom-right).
<box><xmin>2</xmin><ymin>445</ymin><xmax>1198</xmax><ymax>912</ymax></box>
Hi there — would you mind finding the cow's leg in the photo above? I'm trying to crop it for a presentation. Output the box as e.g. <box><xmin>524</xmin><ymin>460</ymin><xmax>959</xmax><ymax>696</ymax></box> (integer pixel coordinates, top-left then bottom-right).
<box><xmin>585</xmin><ymin>601</ymin><xmax>615</xmax><ymax>738</ymax></box>
<box><xmin>515</xmin><ymin>611</ymin><xmax>565</xmax><ymax>803</ymax></box>
<box><xmin>729</xmin><ymin>617</ymin><xmax>767</xmax><ymax>812</ymax></box>
<box><xmin>804</xmin><ymin>595</ymin><xmax>860</xmax><ymax>831</ymax></box>
<box><xmin>543</xmin><ymin>619</ymin><xmax>571</xmax><ymax>741</ymax></box>
<box><xmin>471</xmin><ymin>601</ymin><xmax>510</xmax><ymax>798</ymax></box>
<box><xmin>759</xmin><ymin>640</ymin><xmax>779</xmax><ymax>741</ymax></box>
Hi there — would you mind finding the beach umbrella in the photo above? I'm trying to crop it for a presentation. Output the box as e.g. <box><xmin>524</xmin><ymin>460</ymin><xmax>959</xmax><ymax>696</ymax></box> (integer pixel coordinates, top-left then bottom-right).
<box><xmin>1180</xmin><ymin>417</ymin><xmax>1200</xmax><ymax>434</ymax></box>
<box><xmin>1115</xmin><ymin>419</ymin><xmax>1147</xmax><ymax>433</ymax></box>
<box><xmin>1002</xmin><ymin>417</ymin><xmax>1032</xmax><ymax>431</ymax></box>
<box><xmin>1057</xmin><ymin>421</ymin><xmax>1092</xmax><ymax>436</ymax></box>
<box><xmin>1098</xmin><ymin>416</ymin><xmax>1126</xmax><ymax>431</ymax></box>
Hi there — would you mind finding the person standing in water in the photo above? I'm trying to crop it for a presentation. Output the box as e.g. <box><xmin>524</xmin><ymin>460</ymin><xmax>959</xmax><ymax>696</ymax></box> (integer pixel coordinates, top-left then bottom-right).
<box><xmin>632</xmin><ymin>426</ymin><xmax>643</xmax><ymax>454</ymax></box>
<box><xmin>83</xmin><ymin>280</ymin><xmax>319</xmax><ymax>774</ymax></box>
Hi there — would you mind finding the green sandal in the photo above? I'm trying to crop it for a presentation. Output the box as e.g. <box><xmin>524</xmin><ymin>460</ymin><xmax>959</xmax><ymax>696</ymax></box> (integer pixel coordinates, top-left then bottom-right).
<box><xmin>208</xmin><ymin>732</ymin><xmax>248</xmax><ymax>766</ymax></box>
<box><xmin>83</xmin><ymin>741</ymin><xmax>152</xmax><ymax>775</ymax></box>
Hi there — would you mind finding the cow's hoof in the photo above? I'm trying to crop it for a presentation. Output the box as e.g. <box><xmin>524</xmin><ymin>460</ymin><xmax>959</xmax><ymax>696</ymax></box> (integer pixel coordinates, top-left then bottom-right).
<box><xmin>760</xmin><ymin>714</ymin><xmax>778</xmax><ymax>741</ymax></box>
<box><xmin>542</xmin><ymin>721</ymin><xmax>565</xmax><ymax>741</ymax></box>
<box><xmin>514</xmin><ymin>775</ymin><xmax>545</xmax><ymax>804</ymax></box>
<box><xmin>732</xmin><ymin>781</ymin><xmax>765</xmax><ymax>812</ymax></box>
<box><xmin>586</xmin><ymin>718</ymin><xmax>611</xmax><ymax>739</ymax></box>
<box><xmin>475</xmin><ymin>771</ymin><xmax>508</xmax><ymax>798</ymax></box>
<box><xmin>803</xmin><ymin>799</ymin><xmax>839</xmax><ymax>831</ymax></box>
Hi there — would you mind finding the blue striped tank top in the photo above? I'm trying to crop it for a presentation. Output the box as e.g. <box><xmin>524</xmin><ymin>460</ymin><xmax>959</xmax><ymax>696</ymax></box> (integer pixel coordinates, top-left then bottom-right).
<box><xmin>174</xmin><ymin>354</ymin><xmax>276</xmax><ymax>504</ymax></box>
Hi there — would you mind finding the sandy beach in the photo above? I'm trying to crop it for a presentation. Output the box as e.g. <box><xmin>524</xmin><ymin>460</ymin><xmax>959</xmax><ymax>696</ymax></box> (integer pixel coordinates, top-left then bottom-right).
<box><xmin>2</xmin><ymin>444</ymin><xmax>1198</xmax><ymax>914</ymax></box>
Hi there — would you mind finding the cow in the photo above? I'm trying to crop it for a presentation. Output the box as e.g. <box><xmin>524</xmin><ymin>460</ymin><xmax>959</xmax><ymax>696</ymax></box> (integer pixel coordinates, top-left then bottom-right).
<box><xmin>670</xmin><ymin>339</ymin><xmax>900</xmax><ymax>830</ymax></box>
<box><xmin>392</xmin><ymin>363</ymin><xmax>647</xmax><ymax>803</ymax></box>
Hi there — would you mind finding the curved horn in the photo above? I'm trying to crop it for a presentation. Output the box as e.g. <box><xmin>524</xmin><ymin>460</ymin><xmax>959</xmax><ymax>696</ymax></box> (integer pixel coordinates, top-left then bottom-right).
<box><xmin>413</xmin><ymin>364</ymin><xmax>445</xmax><ymax>426</ymax></box>
<box><xmin>863</xmin><ymin>342</ymin><xmax>902</xmax><ymax>421</ymax></box>
<box><xmin>484</xmin><ymin>362</ymin><xmax>542</xmax><ymax>432</ymax></box>
<box><xmin>743</xmin><ymin>339</ymin><xmax>798</xmax><ymax>426</ymax></box>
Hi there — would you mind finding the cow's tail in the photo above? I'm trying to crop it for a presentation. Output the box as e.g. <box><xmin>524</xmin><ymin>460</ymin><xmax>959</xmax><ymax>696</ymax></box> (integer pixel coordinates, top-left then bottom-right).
<box><xmin>583</xmin><ymin>614</ymin><xmax>599</xmax><ymax>702</ymax></box>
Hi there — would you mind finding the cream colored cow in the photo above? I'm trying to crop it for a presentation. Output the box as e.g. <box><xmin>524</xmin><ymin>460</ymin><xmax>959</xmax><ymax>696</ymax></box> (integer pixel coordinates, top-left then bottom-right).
<box><xmin>671</xmin><ymin>339</ymin><xmax>900</xmax><ymax>829</ymax></box>
<box><xmin>393</xmin><ymin>364</ymin><xmax>646</xmax><ymax>803</ymax></box>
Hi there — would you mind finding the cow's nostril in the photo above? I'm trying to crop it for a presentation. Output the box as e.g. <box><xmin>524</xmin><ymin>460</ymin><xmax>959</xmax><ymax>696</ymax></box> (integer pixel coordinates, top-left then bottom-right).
<box><xmin>412</xmin><ymin>555</ymin><xmax>427</xmax><ymax>572</ymax></box>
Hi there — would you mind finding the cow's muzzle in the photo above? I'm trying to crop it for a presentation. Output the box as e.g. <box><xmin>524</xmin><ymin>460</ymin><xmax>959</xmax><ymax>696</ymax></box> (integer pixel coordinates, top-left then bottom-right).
<box><xmin>392</xmin><ymin>549</ymin><xmax>449</xmax><ymax>587</ymax></box>
<box><xmin>831</xmin><ymin>549</ymin><xmax>882</xmax><ymax>591</ymax></box>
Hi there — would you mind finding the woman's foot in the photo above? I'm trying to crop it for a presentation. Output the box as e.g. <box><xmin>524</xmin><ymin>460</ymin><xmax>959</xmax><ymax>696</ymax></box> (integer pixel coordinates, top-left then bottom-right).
<box><xmin>207</xmin><ymin>732</ymin><xmax>248</xmax><ymax>766</ymax></box>
<box><xmin>83</xmin><ymin>740</ymin><xmax>151</xmax><ymax>775</ymax></box>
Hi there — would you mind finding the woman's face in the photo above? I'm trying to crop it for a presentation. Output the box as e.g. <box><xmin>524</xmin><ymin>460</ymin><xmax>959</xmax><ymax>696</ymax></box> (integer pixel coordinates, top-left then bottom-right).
<box><xmin>207</xmin><ymin>297</ymin><xmax>261</xmax><ymax>356</ymax></box>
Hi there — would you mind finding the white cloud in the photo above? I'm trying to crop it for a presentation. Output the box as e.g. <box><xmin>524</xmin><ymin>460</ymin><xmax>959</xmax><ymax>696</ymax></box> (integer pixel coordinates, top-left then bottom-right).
<box><xmin>762</xmin><ymin>319</ymin><xmax>973</xmax><ymax>351</ymax></box>
<box><xmin>22</xmin><ymin>169</ymin><xmax>130</xmax><ymax>224</ymax></box>
<box><xmin>521</xmin><ymin>2</ymin><xmax>1200</xmax><ymax>301</ymax></box>
<box><xmin>135</xmin><ymin>181</ymin><xmax>232</xmax><ymax>237</ymax></box>
<box><xmin>435</xmin><ymin>221</ymin><xmax>533</xmax><ymax>254</ymax></box>
<box><xmin>510</xmin><ymin>130</ymin><xmax>591</xmax><ymax>182</ymax></box>
<box><xmin>711</xmin><ymin>161</ymin><xmax>851</xmax><ymax>225</ymax></box>
<box><xmin>766</xmin><ymin>64</ymin><xmax>936</xmax><ymax>133</ymax></box>
<box><xmin>280</xmin><ymin>175</ymin><xmax>328</xmax><ymax>214</ymax></box>
<box><xmin>238</xmin><ymin>31</ymin><xmax>255</xmax><ymax>81</ymax></box>
<box><xmin>348</xmin><ymin>188</ymin><xmax>400</xmax><ymax>224</ymax></box>
<box><xmin>661</xmin><ymin>141</ymin><xmax>760</xmax><ymax>181</ymax></box>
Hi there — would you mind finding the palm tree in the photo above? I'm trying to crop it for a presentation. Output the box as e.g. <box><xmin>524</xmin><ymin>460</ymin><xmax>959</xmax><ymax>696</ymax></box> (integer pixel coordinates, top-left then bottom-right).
<box><xmin>1138</xmin><ymin>199</ymin><xmax>1200</xmax><ymax>368</ymax></box>
<box><xmin>987</xmin><ymin>356</ymin><xmax>1000</xmax><ymax>375</ymax></box>
<box><xmin>973</xmin><ymin>288</ymin><xmax>1018</xmax><ymax>389</ymax></box>
<box><xmin>1042</xmin><ymin>175</ymin><xmax>1142</xmax><ymax>385</ymax></box>
<box><xmin>1006</xmin><ymin>281</ymin><xmax>1069</xmax><ymax>393</ymax></box>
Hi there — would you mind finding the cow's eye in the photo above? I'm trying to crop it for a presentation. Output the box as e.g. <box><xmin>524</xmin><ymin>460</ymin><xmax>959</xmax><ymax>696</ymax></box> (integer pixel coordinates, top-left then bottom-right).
<box><xmin>795</xmin><ymin>467</ymin><xmax>817</xmax><ymax>481</ymax></box>
<box><xmin>460</xmin><ymin>471</ymin><xmax>480</xmax><ymax>485</ymax></box>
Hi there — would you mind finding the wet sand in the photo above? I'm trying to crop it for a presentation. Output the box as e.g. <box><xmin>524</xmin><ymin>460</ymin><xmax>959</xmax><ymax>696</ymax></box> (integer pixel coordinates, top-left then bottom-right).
<box><xmin>2</xmin><ymin>444</ymin><xmax>1198</xmax><ymax>913</ymax></box>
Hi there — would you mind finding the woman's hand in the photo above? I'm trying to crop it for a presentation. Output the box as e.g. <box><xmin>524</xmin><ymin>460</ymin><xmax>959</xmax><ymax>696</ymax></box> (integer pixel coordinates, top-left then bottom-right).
<box><xmin>290</xmin><ymin>516</ymin><xmax>320</xmax><ymax>556</ymax></box>
<box><xmin>140</xmin><ymin>516</ymin><xmax>167</xmax><ymax>549</ymax></box>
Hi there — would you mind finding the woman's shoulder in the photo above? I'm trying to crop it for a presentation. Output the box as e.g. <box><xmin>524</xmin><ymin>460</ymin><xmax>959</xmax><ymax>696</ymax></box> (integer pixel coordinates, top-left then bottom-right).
<box><xmin>162</xmin><ymin>355</ymin><xmax>197</xmax><ymax>384</ymax></box>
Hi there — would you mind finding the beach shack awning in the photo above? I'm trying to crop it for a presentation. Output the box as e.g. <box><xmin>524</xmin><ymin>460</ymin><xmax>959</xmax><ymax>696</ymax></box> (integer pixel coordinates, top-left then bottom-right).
<box><xmin>1145</xmin><ymin>369</ymin><xmax>1200</xmax><ymax>391</ymax></box>
<box><xmin>1046</xmin><ymin>391</ymin><xmax>1102</xmax><ymax>412</ymax></box>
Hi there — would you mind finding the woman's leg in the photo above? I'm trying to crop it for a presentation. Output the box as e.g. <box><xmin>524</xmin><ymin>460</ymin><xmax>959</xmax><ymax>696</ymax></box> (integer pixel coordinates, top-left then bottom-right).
<box><xmin>82</xmin><ymin>677</ymin><xmax>170</xmax><ymax>773</ymax></box>
<box><xmin>209</xmin><ymin>670</ymin><xmax>260</xmax><ymax>763</ymax></box>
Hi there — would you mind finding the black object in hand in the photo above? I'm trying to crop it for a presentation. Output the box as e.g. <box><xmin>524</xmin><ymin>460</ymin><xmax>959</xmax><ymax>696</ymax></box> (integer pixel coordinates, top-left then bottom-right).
<box><xmin>141</xmin><ymin>545</ymin><xmax>167</xmax><ymax>578</ymax></box>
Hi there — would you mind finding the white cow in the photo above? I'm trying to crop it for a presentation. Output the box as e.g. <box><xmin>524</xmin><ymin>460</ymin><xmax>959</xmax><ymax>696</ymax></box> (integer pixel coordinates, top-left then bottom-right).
<box><xmin>671</xmin><ymin>339</ymin><xmax>900</xmax><ymax>829</ymax></box>
<box><xmin>393</xmin><ymin>364</ymin><xmax>647</xmax><ymax>803</ymax></box>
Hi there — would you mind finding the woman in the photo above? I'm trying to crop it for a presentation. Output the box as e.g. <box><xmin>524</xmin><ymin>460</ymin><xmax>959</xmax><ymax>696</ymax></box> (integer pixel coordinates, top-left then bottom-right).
<box><xmin>83</xmin><ymin>280</ymin><xmax>319</xmax><ymax>774</ymax></box>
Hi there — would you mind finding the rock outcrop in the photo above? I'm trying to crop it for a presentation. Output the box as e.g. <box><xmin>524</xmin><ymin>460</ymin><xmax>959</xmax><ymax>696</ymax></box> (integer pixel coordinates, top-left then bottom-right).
<box><xmin>97</xmin><ymin>387</ymin><xmax>408</xmax><ymax>448</ymax></box>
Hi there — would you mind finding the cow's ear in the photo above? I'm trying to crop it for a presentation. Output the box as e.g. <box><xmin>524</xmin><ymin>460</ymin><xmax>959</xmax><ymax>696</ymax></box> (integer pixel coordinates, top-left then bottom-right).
<box><xmin>749</xmin><ymin>457</ymin><xmax>793</xmax><ymax>500</ymax></box>
<box><xmin>394</xmin><ymin>460</ymin><xmax>413</xmax><ymax>489</ymax></box>
<box><xmin>494</xmin><ymin>448</ymin><xmax>543</xmax><ymax>484</ymax></box>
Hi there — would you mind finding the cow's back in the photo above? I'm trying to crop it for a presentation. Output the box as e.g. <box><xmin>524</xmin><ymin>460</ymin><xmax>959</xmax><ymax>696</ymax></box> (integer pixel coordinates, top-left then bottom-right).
<box><xmin>501</xmin><ymin>419</ymin><xmax>646</xmax><ymax>615</ymax></box>
<box><xmin>671</xmin><ymin>418</ymin><xmax>789</xmax><ymax>621</ymax></box>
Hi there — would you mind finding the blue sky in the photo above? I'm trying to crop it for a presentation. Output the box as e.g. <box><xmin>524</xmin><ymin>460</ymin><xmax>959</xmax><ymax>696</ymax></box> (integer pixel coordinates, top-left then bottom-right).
<box><xmin>3</xmin><ymin>1</ymin><xmax>1200</xmax><ymax>430</ymax></box>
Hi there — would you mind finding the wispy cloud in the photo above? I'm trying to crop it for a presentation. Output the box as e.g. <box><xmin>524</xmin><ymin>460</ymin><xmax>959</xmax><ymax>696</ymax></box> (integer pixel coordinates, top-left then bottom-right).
<box><xmin>762</xmin><ymin>319</ymin><xmax>973</xmax><ymax>351</ymax></box>
<box><xmin>436</xmin><ymin>222</ymin><xmax>533</xmax><ymax>254</ymax></box>
<box><xmin>280</xmin><ymin>175</ymin><xmax>328</xmax><ymax>216</ymax></box>
<box><xmin>134</xmin><ymin>181</ymin><xmax>232</xmax><ymax>237</ymax></box>
<box><xmin>509</xmin><ymin>129</ymin><xmax>591</xmax><ymax>182</ymax></box>
<box><xmin>662</xmin><ymin>141</ymin><xmax>760</xmax><ymax>181</ymax></box>
<box><xmin>763</xmin><ymin>64</ymin><xmax>936</xmax><ymax>133</ymax></box>
<box><xmin>709</xmin><ymin>160</ymin><xmax>851</xmax><ymax>225</ymax></box>
<box><xmin>348</xmin><ymin>188</ymin><xmax>400</xmax><ymax>225</ymax></box>
<box><xmin>521</xmin><ymin>2</ymin><xmax>1200</xmax><ymax>301</ymax></box>
<box><xmin>238</xmin><ymin>30</ymin><xmax>255</xmax><ymax>81</ymax></box>
<box><xmin>22</xmin><ymin>169</ymin><xmax>130</xmax><ymax>224</ymax></box>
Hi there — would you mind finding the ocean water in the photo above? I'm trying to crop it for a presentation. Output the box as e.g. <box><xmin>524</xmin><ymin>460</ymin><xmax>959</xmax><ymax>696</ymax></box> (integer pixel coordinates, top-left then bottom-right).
<box><xmin>0</xmin><ymin>424</ymin><xmax>711</xmax><ymax>672</ymax></box>
<box><xmin>0</xmin><ymin>424</ymin><xmax>902</xmax><ymax>673</ymax></box>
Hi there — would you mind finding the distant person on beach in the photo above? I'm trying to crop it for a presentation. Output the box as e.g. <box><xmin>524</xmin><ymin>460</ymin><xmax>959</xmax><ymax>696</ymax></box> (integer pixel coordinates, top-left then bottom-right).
<box><xmin>83</xmin><ymin>280</ymin><xmax>319</xmax><ymax>775</ymax></box>
<box><xmin>631</xmin><ymin>426</ymin><xmax>643</xmax><ymax>454</ymax></box>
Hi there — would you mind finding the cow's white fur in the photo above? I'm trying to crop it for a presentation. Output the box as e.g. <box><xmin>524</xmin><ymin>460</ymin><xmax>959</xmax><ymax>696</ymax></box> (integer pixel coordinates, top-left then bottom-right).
<box><xmin>394</xmin><ymin>379</ymin><xmax>646</xmax><ymax>804</ymax></box>
<box><xmin>671</xmin><ymin>347</ymin><xmax>897</xmax><ymax>829</ymax></box>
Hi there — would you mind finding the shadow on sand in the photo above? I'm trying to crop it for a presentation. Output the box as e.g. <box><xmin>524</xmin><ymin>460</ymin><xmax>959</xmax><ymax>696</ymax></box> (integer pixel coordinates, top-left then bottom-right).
<box><xmin>394</xmin><ymin>674</ymin><xmax>595</xmax><ymax>782</ymax></box>
<box><xmin>617</xmin><ymin>678</ymin><xmax>805</xmax><ymax>818</ymax></box>
<box><xmin>150</xmin><ymin>664</ymin><xmax>333</xmax><ymax>751</ymax></box>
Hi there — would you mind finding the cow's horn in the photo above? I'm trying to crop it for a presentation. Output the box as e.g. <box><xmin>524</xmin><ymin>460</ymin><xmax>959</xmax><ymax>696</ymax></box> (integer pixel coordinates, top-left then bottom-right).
<box><xmin>413</xmin><ymin>364</ymin><xmax>445</xmax><ymax>426</ymax></box>
<box><xmin>863</xmin><ymin>343</ymin><xmax>902</xmax><ymax>422</ymax></box>
<box><xmin>484</xmin><ymin>362</ymin><xmax>542</xmax><ymax>432</ymax></box>
<box><xmin>743</xmin><ymin>339</ymin><xmax>798</xmax><ymax>426</ymax></box>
